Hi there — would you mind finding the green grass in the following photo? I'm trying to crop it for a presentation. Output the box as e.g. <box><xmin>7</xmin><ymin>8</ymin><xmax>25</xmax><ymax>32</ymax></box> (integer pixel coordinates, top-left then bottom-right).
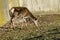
<box><xmin>0</xmin><ymin>13</ymin><xmax>60</xmax><ymax>40</ymax></box>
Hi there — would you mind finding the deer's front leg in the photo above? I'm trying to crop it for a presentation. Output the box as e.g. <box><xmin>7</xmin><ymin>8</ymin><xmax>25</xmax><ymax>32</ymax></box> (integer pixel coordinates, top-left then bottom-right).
<box><xmin>33</xmin><ymin>20</ymin><xmax>38</xmax><ymax>27</ymax></box>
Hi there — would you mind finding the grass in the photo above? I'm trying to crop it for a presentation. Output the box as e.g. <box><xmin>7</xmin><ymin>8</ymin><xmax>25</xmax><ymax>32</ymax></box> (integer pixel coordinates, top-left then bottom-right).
<box><xmin>0</xmin><ymin>13</ymin><xmax>60</xmax><ymax>40</ymax></box>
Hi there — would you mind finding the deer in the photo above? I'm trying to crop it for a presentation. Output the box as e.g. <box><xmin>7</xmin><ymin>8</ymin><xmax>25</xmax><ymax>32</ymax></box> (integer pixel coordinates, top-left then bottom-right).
<box><xmin>9</xmin><ymin>7</ymin><xmax>38</xmax><ymax>27</ymax></box>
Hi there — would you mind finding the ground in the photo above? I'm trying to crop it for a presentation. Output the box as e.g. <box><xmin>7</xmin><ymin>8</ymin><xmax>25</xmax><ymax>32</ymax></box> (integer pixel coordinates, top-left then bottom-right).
<box><xmin>0</xmin><ymin>13</ymin><xmax>60</xmax><ymax>40</ymax></box>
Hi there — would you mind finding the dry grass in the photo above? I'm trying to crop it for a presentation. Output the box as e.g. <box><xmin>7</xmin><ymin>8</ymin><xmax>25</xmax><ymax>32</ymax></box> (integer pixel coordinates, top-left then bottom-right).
<box><xmin>0</xmin><ymin>13</ymin><xmax>60</xmax><ymax>40</ymax></box>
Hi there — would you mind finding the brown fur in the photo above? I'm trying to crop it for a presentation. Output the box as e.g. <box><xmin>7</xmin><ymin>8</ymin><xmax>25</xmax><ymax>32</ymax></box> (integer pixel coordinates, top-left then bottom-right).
<box><xmin>9</xmin><ymin>7</ymin><xmax>38</xmax><ymax>26</ymax></box>
<box><xmin>9</xmin><ymin>7</ymin><xmax>37</xmax><ymax>20</ymax></box>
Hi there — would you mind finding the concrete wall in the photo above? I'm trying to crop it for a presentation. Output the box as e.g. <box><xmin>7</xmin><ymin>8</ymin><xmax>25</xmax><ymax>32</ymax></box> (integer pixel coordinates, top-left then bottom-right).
<box><xmin>20</xmin><ymin>0</ymin><xmax>59</xmax><ymax>12</ymax></box>
<box><xmin>8</xmin><ymin>0</ymin><xmax>20</xmax><ymax>9</ymax></box>
<box><xmin>0</xmin><ymin>0</ymin><xmax>10</xmax><ymax>26</ymax></box>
